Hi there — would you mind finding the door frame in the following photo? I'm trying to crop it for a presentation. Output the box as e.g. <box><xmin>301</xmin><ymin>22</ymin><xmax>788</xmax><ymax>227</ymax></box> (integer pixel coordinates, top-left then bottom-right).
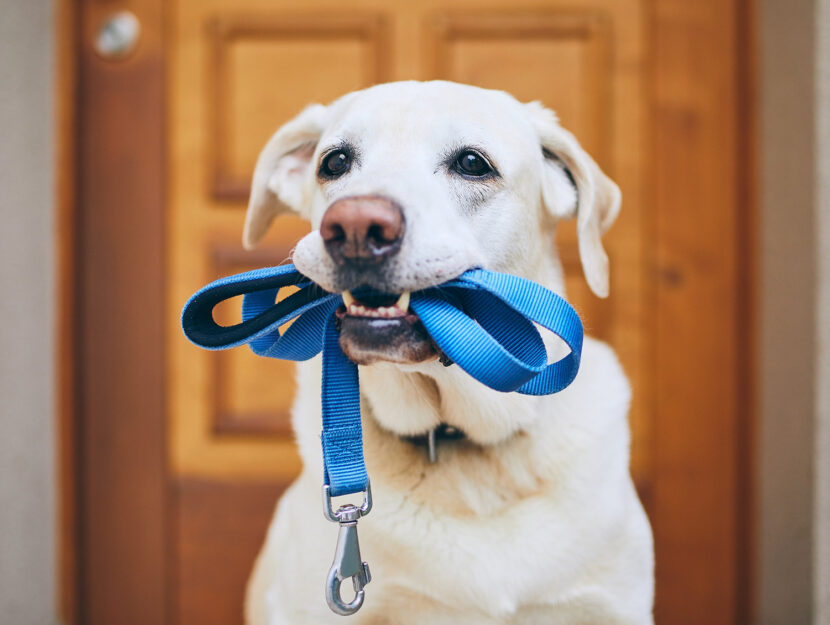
<box><xmin>58</xmin><ymin>0</ymin><xmax>169</xmax><ymax>623</ymax></box>
<box><xmin>57</xmin><ymin>0</ymin><xmax>757</xmax><ymax>623</ymax></box>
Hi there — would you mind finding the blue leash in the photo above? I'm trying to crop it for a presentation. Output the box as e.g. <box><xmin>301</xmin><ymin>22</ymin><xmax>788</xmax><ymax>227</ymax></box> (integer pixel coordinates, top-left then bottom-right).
<box><xmin>181</xmin><ymin>263</ymin><xmax>583</xmax><ymax>615</ymax></box>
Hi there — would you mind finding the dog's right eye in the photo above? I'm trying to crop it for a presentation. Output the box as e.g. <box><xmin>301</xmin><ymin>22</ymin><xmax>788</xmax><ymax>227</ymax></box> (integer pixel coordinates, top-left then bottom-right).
<box><xmin>449</xmin><ymin>148</ymin><xmax>498</xmax><ymax>180</ymax></box>
<box><xmin>319</xmin><ymin>149</ymin><xmax>351</xmax><ymax>179</ymax></box>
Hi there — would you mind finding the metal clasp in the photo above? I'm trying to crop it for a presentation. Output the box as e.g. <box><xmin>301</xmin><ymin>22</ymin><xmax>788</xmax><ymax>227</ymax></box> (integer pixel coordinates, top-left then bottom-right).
<box><xmin>322</xmin><ymin>483</ymin><xmax>372</xmax><ymax>616</ymax></box>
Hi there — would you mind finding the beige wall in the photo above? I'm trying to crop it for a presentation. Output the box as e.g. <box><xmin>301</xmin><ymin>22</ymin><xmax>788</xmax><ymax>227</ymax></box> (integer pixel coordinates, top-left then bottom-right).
<box><xmin>0</xmin><ymin>0</ymin><xmax>57</xmax><ymax>623</ymax></box>
<box><xmin>759</xmin><ymin>0</ymin><xmax>830</xmax><ymax>623</ymax></box>
<box><xmin>758</xmin><ymin>0</ymin><xmax>815</xmax><ymax>619</ymax></box>
<box><xmin>815</xmin><ymin>0</ymin><xmax>830</xmax><ymax>621</ymax></box>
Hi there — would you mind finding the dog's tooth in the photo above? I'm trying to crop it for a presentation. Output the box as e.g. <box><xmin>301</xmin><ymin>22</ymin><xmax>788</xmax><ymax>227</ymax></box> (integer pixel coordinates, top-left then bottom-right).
<box><xmin>396</xmin><ymin>291</ymin><xmax>411</xmax><ymax>312</ymax></box>
<box><xmin>356</xmin><ymin>305</ymin><xmax>367</xmax><ymax>315</ymax></box>
<box><xmin>342</xmin><ymin>291</ymin><xmax>355</xmax><ymax>307</ymax></box>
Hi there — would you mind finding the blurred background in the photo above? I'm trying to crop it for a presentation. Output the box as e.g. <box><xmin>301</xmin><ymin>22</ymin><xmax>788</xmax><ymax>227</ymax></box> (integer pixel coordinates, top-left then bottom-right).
<box><xmin>0</xmin><ymin>0</ymin><xmax>827</xmax><ymax>624</ymax></box>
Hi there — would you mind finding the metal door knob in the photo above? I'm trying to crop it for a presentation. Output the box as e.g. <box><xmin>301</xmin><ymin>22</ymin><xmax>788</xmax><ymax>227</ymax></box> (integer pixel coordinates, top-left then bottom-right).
<box><xmin>94</xmin><ymin>11</ymin><xmax>141</xmax><ymax>60</ymax></box>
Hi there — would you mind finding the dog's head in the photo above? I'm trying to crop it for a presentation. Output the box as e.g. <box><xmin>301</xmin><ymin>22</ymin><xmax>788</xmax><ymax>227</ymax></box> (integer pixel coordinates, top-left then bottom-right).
<box><xmin>244</xmin><ymin>81</ymin><xmax>619</xmax><ymax>366</ymax></box>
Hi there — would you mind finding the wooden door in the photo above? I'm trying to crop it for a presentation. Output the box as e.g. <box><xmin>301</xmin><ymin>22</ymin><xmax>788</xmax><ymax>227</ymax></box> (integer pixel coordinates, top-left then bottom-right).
<box><xmin>68</xmin><ymin>0</ymin><xmax>754</xmax><ymax>624</ymax></box>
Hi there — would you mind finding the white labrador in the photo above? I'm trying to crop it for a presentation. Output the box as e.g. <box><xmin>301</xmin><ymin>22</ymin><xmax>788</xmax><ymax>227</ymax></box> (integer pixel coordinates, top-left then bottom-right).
<box><xmin>242</xmin><ymin>81</ymin><xmax>654</xmax><ymax>625</ymax></box>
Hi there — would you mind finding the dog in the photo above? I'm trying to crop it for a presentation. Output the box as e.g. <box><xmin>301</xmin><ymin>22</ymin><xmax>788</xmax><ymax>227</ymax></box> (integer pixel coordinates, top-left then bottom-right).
<box><xmin>241</xmin><ymin>81</ymin><xmax>654</xmax><ymax>625</ymax></box>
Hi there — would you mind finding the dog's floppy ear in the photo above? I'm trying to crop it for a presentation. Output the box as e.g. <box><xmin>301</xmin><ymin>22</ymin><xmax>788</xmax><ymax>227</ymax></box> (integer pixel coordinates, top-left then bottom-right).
<box><xmin>525</xmin><ymin>101</ymin><xmax>621</xmax><ymax>298</ymax></box>
<box><xmin>243</xmin><ymin>103</ymin><xmax>328</xmax><ymax>249</ymax></box>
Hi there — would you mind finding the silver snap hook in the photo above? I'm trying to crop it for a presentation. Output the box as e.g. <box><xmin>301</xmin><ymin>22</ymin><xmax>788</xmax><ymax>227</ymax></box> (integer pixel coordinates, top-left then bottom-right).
<box><xmin>322</xmin><ymin>484</ymin><xmax>372</xmax><ymax>615</ymax></box>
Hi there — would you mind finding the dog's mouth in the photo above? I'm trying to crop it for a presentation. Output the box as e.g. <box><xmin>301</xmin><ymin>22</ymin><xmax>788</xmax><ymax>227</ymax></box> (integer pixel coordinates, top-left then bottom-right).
<box><xmin>334</xmin><ymin>289</ymin><xmax>439</xmax><ymax>365</ymax></box>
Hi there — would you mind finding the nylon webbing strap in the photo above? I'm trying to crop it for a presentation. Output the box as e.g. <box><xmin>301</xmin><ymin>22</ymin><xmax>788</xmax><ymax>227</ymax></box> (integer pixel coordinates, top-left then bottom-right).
<box><xmin>181</xmin><ymin>264</ymin><xmax>583</xmax><ymax>497</ymax></box>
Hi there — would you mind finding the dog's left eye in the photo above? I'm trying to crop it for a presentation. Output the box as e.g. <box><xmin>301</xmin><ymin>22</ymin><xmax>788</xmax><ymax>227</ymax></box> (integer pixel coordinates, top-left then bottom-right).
<box><xmin>453</xmin><ymin>150</ymin><xmax>494</xmax><ymax>178</ymax></box>
<box><xmin>319</xmin><ymin>149</ymin><xmax>351</xmax><ymax>179</ymax></box>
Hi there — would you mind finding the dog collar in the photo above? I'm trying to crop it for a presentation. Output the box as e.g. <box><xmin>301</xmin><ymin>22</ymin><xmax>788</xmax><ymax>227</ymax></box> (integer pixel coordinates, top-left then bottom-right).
<box><xmin>402</xmin><ymin>422</ymin><xmax>467</xmax><ymax>463</ymax></box>
<box><xmin>181</xmin><ymin>263</ymin><xmax>583</xmax><ymax>615</ymax></box>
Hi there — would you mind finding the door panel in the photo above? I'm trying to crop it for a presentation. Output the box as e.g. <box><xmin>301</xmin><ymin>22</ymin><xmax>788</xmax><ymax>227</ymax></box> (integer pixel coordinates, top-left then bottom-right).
<box><xmin>173</xmin><ymin>480</ymin><xmax>287</xmax><ymax>625</ymax></box>
<box><xmin>207</xmin><ymin>14</ymin><xmax>390</xmax><ymax>200</ymax></box>
<box><xmin>421</xmin><ymin>7</ymin><xmax>649</xmax><ymax>489</ymax></box>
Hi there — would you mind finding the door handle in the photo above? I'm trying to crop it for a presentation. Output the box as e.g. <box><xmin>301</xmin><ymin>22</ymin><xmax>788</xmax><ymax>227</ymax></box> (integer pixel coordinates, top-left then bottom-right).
<box><xmin>93</xmin><ymin>10</ymin><xmax>141</xmax><ymax>60</ymax></box>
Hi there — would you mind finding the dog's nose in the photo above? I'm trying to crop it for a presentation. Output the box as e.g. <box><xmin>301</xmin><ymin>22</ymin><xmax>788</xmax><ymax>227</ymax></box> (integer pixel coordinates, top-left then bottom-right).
<box><xmin>320</xmin><ymin>196</ymin><xmax>405</xmax><ymax>265</ymax></box>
